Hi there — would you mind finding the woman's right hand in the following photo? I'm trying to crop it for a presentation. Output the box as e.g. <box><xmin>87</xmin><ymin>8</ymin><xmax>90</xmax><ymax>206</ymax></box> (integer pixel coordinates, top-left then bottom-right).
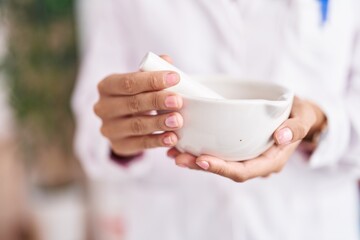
<box><xmin>94</xmin><ymin>62</ymin><xmax>183</xmax><ymax>157</ymax></box>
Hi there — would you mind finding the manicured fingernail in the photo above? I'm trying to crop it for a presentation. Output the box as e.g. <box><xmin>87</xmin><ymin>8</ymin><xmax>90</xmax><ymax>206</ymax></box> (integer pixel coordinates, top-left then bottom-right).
<box><xmin>166</xmin><ymin>73</ymin><xmax>179</xmax><ymax>86</ymax></box>
<box><xmin>276</xmin><ymin>127</ymin><xmax>293</xmax><ymax>144</ymax></box>
<box><xmin>163</xmin><ymin>135</ymin><xmax>176</xmax><ymax>146</ymax></box>
<box><xmin>165</xmin><ymin>95</ymin><xmax>179</xmax><ymax>108</ymax></box>
<box><xmin>196</xmin><ymin>161</ymin><xmax>209</xmax><ymax>170</ymax></box>
<box><xmin>177</xmin><ymin>163</ymin><xmax>188</xmax><ymax>168</ymax></box>
<box><xmin>165</xmin><ymin>115</ymin><xmax>179</xmax><ymax>128</ymax></box>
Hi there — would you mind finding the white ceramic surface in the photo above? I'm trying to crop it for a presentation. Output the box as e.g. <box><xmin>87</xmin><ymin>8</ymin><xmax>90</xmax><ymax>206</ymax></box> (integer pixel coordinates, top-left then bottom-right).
<box><xmin>175</xmin><ymin>76</ymin><xmax>294</xmax><ymax>161</ymax></box>
<box><xmin>139</xmin><ymin>52</ymin><xmax>224</xmax><ymax>99</ymax></box>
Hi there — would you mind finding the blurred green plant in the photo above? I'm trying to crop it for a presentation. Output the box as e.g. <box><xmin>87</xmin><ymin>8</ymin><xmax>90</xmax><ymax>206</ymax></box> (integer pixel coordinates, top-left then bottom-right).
<box><xmin>2</xmin><ymin>0</ymin><xmax>80</xmax><ymax>186</ymax></box>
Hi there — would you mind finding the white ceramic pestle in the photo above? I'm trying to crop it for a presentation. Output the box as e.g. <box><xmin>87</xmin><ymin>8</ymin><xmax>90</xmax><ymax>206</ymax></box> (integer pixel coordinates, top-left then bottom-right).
<box><xmin>139</xmin><ymin>52</ymin><xmax>224</xmax><ymax>99</ymax></box>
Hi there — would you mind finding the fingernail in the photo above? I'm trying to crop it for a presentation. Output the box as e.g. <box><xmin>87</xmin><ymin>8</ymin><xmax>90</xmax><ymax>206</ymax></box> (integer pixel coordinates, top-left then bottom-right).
<box><xmin>166</xmin><ymin>73</ymin><xmax>179</xmax><ymax>86</ymax></box>
<box><xmin>276</xmin><ymin>127</ymin><xmax>293</xmax><ymax>145</ymax></box>
<box><xmin>163</xmin><ymin>135</ymin><xmax>176</xmax><ymax>146</ymax></box>
<box><xmin>165</xmin><ymin>95</ymin><xmax>179</xmax><ymax>108</ymax></box>
<box><xmin>196</xmin><ymin>161</ymin><xmax>209</xmax><ymax>170</ymax></box>
<box><xmin>165</xmin><ymin>115</ymin><xmax>179</xmax><ymax>128</ymax></box>
<box><xmin>177</xmin><ymin>163</ymin><xmax>188</xmax><ymax>168</ymax></box>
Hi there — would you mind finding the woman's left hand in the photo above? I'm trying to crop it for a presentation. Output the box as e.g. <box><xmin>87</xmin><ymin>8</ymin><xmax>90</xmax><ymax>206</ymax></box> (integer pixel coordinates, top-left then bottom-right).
<box><xmin>167</xmin><ymin>96</ymin><xmax>327</xmax><ymax>182</ymax></box>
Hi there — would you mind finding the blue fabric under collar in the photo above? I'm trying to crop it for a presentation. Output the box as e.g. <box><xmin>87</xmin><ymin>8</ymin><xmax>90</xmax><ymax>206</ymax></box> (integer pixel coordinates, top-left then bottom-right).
<box><xmin>318</xmin><ymin>0</ymin><xmax>329</xmax><ymax>25</ymax></box>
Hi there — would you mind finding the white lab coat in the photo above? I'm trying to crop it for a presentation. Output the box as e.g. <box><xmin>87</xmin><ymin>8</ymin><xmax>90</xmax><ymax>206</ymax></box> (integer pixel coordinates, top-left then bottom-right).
<box><xmin>73</xmin><ymin>0</ymin><xmax>360</xmax><ymax>239</ymax></box>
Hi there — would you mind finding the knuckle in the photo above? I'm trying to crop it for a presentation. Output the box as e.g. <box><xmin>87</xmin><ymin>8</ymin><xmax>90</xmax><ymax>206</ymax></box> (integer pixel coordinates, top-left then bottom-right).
<box><xmin>97</xmin><ymin>80</ymin><xmax>106</xmax><ymax>93</ymax></box>
<box><xmin>131</xmin><ymin>118</ymin><xmax>145</xmax><ymax>135</ymax></box>
<box><xmin>122</xmin><ymin>76</ymin><xmax>136</xmax><ymax>94</ymax></box>
<box><xmin>93</xmin><ymin>102</ymin><xmax>102</xmax><ymax>116</ymax></box>
<box><xmin>111</xmin><ymin>141</ymin><xmax>127</xmax><ymax>155</ymax></box>
<box><xmin>141</xmin><ymin>136</ymin><xmax>155</xmax><ymax>149</ymax></box>
<box><xmin>272</xmin><ymin>159</ymin><xmax>284</xmax><ymax>173</ymax></box>
<box><xmin>100</xmin><ymin>125</ymin><xmax>109</xmax><ymax>137</ymax></box>
<box><xmin>152</xmin><ymin>92</ymin><xmax>163</xmax><ymax>109</ymax></box>
<box><xmin>274</xmin><ymin>164</ymin><xmax>284</xmax><ymax>173</ymax></box>
<box><xmin>155</xmin><ymin>115</ymin><xmax>166</xmax><ymax>130</ymax></box>
<box><xmin>297</xmin><ymin>123</ymin><xmax>308</xmax><ymax>139</ymax></box>
<box><xmin>127</xmin><ymin>95</ymin><xmax>141</xmax><ymax>113</ymax></box>
<box><xmin>212</xmin><ymin>166</ymin><xmax>226</xmax><ymax>177</ymax></box>
<box><xmin>111</xmin><ymin>141</ymin><xmax>120</xmax><ymax>151</ymax></box>
<box><xmin>148</xmin><ymin>74</ymin><xmax>162</xmax><ymax>90</ymax></box>
<box><xmin>98</xmin><ymin>74</ymin><xmax>116</xmax><ymax>92</ymax></box>
<box><xmin>232</xmin><ymin>175</ymin><xmax>246</xmax><ymax>183</ymax></box>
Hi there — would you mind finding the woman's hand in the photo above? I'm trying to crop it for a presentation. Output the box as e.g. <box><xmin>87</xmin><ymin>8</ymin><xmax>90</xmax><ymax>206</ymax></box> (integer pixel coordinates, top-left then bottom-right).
<box><xmin>94</xmin><ymin>56</ymin><xmax>184</xmax><ymax>157</ymax></box>
<box><xmin>167</xmin><ymin>97</ymin><xmax>327</xmax><ymax>182</ymax></box>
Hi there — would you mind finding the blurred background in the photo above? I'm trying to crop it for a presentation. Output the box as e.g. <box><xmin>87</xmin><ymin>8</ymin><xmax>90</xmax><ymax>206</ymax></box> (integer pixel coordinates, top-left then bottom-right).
<box><xmin>0</xmin><ymin>0</ymin><xmax>89</xmax><ymax>239</ymax></box>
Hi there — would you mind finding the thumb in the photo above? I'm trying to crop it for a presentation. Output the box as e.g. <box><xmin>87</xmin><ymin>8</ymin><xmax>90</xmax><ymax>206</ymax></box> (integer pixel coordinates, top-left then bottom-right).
<box><xmin>274</xmin><ymin>118</ymin><xmax>311</xmax><ymax>145</ymax></box>
<box><xmin>195</xmin><ymin>155</ymin><xmax>246</xmax><ymax>182</ymax></box>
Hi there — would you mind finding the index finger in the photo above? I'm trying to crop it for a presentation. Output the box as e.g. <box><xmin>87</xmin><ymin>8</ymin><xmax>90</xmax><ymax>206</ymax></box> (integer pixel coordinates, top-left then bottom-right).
<box><xmin>98</xmin><ymin>71</ymin><xmax>179</xmax><ymax>96</ymax></box>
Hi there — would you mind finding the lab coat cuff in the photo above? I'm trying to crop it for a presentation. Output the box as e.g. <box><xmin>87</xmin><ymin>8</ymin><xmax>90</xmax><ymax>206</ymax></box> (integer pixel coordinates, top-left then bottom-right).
<box><xmin>305</xmin><ymin>98</ymin><xmax>350</xmax><ymax>168</ymax></box>
<box><xmin>100</xmin><ymin>142</ymin><xmax>152</xmax><ymax>181</ymax></box>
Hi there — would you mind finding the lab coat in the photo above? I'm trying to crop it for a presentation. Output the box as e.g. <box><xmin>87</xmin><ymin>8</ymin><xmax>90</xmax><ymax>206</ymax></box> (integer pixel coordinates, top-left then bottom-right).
<box><xmin>73</xmin><ymin>0</ymin><xmax>360</xmax><ymax>239</ymax></box>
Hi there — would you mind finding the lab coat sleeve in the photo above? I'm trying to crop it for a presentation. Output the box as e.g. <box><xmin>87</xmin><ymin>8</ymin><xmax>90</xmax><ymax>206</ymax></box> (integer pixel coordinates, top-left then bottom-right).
<box><xmin>275</xmin><ymin>12</ymin><xmax>360</xmax><ymax>172</ymax></box>
<box><xmin>72</xmin><ymin>0</ymin><xmax>155</xmax><ymax>180</ymax></box>
<box><xmin>339</xmin><ymin>25</ymin><xmax>360</xmax><ymax>174</ymax></box>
